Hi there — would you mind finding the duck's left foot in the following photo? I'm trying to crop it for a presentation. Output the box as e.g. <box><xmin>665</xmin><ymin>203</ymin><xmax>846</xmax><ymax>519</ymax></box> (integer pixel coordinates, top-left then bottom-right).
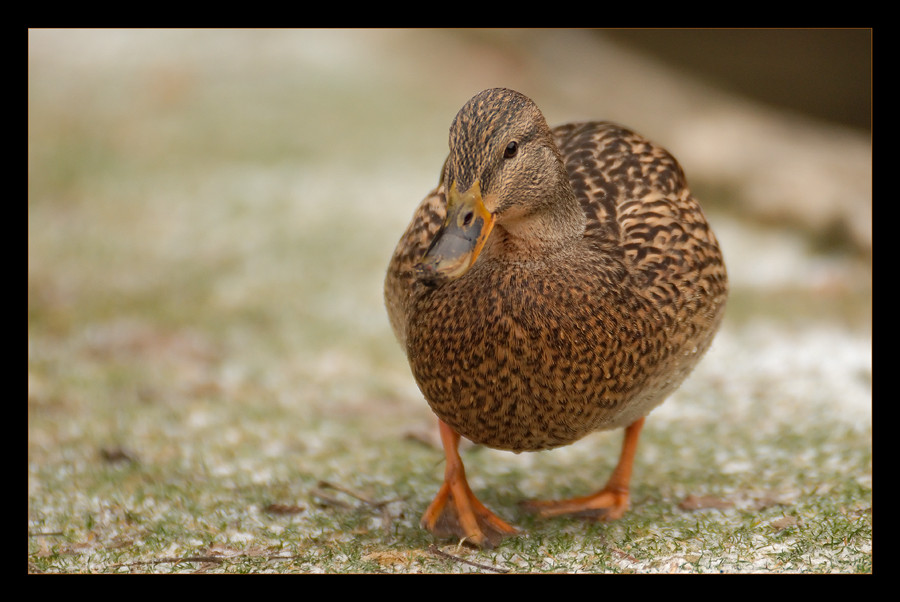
<box><xmin>521</xmin><ymin>417</ymin><xmax>646</xmax><ymax>522</ymax></box>
<box><xmin>520</xmin><ymin>487</ymin><xmax>630</xmax><ymax>520</ymax></box>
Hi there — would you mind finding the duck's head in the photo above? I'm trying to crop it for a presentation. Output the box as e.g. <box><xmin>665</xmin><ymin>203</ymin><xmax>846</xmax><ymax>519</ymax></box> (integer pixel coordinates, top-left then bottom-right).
<box><xmin>415</xmin><ymin>88</ymin><xmax>580</xmax><ymax>286</ymax></box>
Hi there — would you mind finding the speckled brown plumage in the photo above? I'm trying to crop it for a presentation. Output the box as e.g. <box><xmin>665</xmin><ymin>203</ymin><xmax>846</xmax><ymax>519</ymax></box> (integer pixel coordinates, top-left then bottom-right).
<box><xmin>384</xmin><ymin>88</ymin><xmax>727</xmax><ymax>547</ymax></box>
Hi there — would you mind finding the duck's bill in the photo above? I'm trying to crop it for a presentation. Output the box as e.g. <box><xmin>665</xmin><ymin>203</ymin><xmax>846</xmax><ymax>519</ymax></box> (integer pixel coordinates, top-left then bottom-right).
<box><xmin>415</xmin><ymin>180</ymin><xmax>495</xmax><ymax>285</ymax></box>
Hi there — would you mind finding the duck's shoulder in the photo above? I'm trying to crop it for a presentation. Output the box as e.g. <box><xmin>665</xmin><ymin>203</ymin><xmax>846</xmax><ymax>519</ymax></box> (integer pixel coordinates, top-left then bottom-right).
<box><xmin>552</xmin><ymin>121</ymin><xmax>689</xmax><ymax>220</ymax></box>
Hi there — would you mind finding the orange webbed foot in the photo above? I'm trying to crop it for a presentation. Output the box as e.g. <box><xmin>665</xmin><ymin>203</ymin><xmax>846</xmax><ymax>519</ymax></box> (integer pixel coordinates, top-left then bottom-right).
<box><xmin>422</xmin><ymin>421</ymin><xmax>518</xmax><ymax>549</ymax></box>
<box><xmin>521</xmin><ymin>417</ymin><xmax>645</xmax><ymax>522</ymax></box>
<box><xmin>421</xmin><ymin>476</ymin><xmax>518</xmax><ymax>548</ymax></box>
<box><xmin>520</xmin><ymin>487</ymin><xmax>630</xmax><ymax>520</ymax></box>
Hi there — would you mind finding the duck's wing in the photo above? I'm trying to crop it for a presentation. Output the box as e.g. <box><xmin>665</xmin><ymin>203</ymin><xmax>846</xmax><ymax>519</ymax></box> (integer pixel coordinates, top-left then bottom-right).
<box><xmin>384</xmin><ymin>182</ymin><xmax>447</xmax><ymax>348</ymax></box>
<box><xmin>554</xmin><ymin>122</ymin><xmax>727</xmax><ymax>319</ymax></box>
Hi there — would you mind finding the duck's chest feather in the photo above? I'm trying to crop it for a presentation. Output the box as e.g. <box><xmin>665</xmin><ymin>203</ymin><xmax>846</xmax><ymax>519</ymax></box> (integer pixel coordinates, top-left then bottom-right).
<box><xmin>405</xmin><ymin>257</ymin><xmax>692</xmax><ymax>452</ymax></box>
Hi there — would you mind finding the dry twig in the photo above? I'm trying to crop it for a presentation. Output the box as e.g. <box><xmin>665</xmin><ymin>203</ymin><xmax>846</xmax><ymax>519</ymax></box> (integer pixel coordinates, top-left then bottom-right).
<box><xmin>427</xmin><ymin>544</ymin><xmax>509</xmax><ymax>573</ymax></box>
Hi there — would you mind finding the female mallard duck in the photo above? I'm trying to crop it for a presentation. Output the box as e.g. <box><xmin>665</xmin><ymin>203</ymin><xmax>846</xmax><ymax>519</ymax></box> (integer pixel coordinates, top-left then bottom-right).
<box><xmin>385</xmin><ymin>88</ymin><xmax>728</xmax><ymax>548</ymax></box>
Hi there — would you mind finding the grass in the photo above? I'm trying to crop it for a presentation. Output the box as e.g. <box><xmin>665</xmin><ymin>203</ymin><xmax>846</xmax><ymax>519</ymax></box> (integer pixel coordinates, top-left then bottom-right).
<box><xmin>27</xmin><ymin>332</ymin><xmax>872</xmax><ymax>574</ymax></box>
<box><xmin>28</xmin><ymin>30</ymin><xmax>871</xmax><ymax>573</ymax></box>
<box><xmin>27</xmin><ymin>410</ymin><xmax>872</xmax><ymax>573</ymax></box>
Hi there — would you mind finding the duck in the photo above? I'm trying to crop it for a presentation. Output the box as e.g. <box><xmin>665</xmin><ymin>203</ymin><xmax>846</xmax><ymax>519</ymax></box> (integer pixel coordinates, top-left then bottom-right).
<box><xmin>384</xmin><ymin>88</ymin><xmax>728</xmax><ymax>548</ymax></box>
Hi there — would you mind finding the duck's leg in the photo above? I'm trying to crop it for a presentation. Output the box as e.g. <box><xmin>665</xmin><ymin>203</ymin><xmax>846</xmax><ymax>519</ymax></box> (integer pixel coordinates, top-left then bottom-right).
<box><xmin>421</xmin><ymin>420</ymin><xmax>518</xmax><ymax>548</ymax></box>
<box><xmin>522</xmin><ymin>417</ymin><xmax>645</xmax><ymax>520</ymax></box>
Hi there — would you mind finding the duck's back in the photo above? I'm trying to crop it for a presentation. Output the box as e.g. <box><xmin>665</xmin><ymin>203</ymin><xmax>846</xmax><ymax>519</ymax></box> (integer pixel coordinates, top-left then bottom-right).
<box><xmin>555</xmin><ymin>122</ymin><xmax>727</xmax><ymax>323</ymax></box>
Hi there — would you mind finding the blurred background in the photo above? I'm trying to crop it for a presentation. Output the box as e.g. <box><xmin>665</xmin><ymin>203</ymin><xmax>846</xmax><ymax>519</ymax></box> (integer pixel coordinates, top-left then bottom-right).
<box><xmin>28</xmin><ymin>29</ymin><xmax>871</xmax><ymax>570</ymax></box>
<box><xmin>28</xmin><ymin>26</ymin><xmax>872</xmax><ymax>408</ymax></box>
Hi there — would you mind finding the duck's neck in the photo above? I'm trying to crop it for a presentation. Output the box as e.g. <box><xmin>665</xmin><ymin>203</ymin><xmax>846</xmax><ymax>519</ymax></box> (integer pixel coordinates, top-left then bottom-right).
<box><xmin>486</xmin><ymin>188</ymin><xmax>585</xmax><ymax>261</ymax></box>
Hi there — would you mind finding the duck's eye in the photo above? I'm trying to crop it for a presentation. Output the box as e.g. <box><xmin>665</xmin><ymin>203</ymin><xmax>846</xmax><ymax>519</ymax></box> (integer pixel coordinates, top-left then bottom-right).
<box><xmin>503</xmin><ymin>141</ymin><xmax>518</xmax><ymax>159</ymax></box>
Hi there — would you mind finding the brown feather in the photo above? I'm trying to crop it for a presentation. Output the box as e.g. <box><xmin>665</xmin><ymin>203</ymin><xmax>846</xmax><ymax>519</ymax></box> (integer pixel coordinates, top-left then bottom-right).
<box><xmin>384</xmin><ymin>89</ymin><xmax>727</xmax><ymax>453</ymax></box>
